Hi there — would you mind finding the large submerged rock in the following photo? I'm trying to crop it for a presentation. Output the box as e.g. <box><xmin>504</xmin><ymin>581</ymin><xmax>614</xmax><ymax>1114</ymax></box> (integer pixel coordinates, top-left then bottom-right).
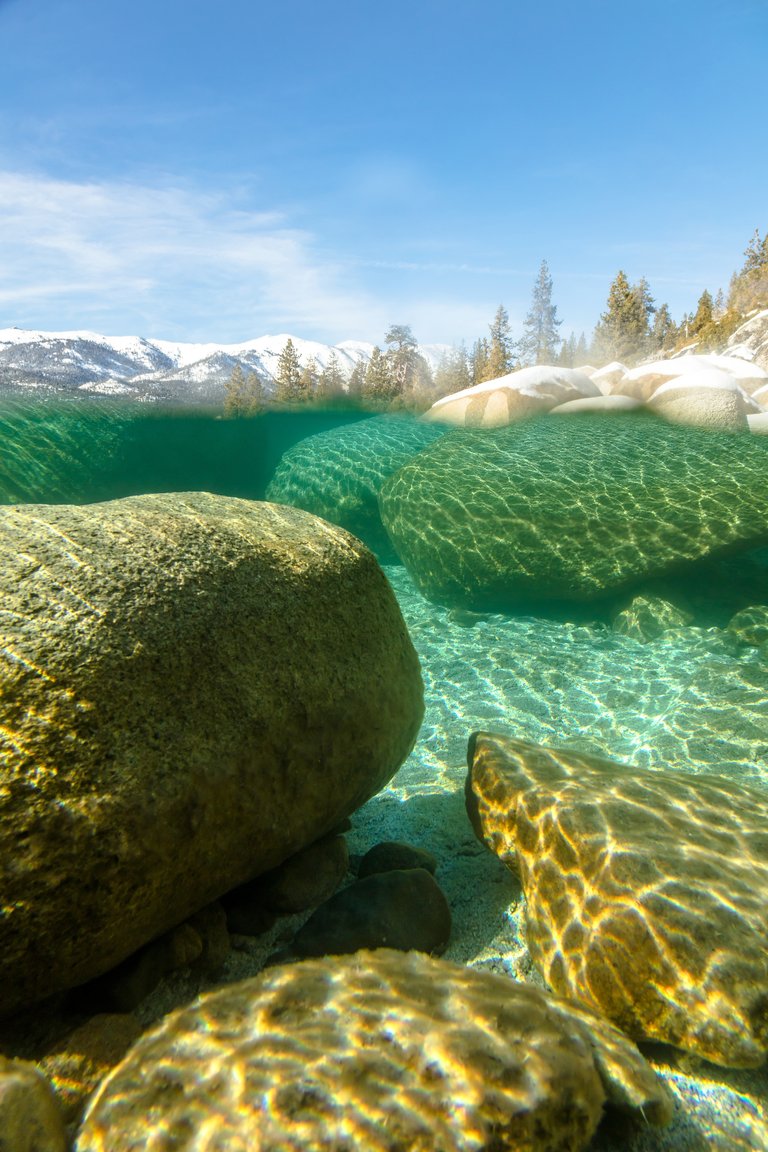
<box><xmin>0</xmin><ymin>493</ymin><xmax>423</xmax><ymax>1015</ymax></box>
<box><xmin>379</xmin><ymin>412</ymin><xmax>768</xmax><ymax>610</ymax></box>
<box><xmin>265</xmin><ymin>415</ymin><xmax>445</xmax><ymax>559</ymax></box>
<box><xmin>75</xmin><ymin>949</ymin><xmax>671</xmax><ymax>1152</ymax></box>
<box><xmin>466</xmin><ymin>731</ymin><xmax>768</xmax><ymax>1067</ymax></box>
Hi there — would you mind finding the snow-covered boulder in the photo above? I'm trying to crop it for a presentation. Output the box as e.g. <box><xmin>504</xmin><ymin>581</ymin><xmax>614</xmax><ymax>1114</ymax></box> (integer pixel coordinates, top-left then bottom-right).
<box><xmin>548</xmin><ymin>394</ymin><xmax>642</xmax><ymax>415</ymax></box>
<box><xmin>646</xmin><ymin>368</ymin><xmax>761</xmax><ymax>431</ymax></box>
<box><xmin>423</xmin><ymin>365</ymin><xmax>599</xmax><ymax>428</ymax></box>
<box><xmin>726</xmin><ymin>309</ymin><xmax>768</xmax><ymax>371</ymax></box>
<box><xmin>748</xmin><ymin>412</ymin><xmax>768</xmax><ymax>435</ymax></box>
<box><xmin>590</xmin><ymin>361</ymin><xmax>628</xmax><ymax>393</ymax></box>
<box><xmin>616</xmin><ymin>353</ymin><xmax>768</xmax><ymax>404</ymax></box>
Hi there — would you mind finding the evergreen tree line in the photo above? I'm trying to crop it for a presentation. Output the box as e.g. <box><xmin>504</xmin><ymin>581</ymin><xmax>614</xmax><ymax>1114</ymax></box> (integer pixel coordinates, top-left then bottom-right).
<box><xmin>224</xmin><ymin>324</ymin><xmax>436</xmax><ymax>416</ymax></box>
<box><xmin>224</xmin><ymin>228</ymin><xmax>768</xmax><ymax>416</ymax></box>
<box><xmin>572</xmin><ymin>226</ymin><xmax>768</xmax><ymax>367</ymax></box>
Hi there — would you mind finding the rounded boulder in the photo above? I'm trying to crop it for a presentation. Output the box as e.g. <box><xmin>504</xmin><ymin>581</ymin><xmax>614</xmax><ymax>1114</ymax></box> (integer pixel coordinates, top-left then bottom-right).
<box><xmin>0</xmin><ymin>493</ymin><xmax>423</xmax><ymax>1015</ymax></box>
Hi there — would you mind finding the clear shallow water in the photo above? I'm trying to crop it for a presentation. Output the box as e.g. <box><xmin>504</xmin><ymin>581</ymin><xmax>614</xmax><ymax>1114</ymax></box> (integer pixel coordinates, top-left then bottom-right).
<box><xmin>351</xmin><ymin>566</ymin><xmax>768</xmax><ymax>1152</ymax></box>
<box><xmin>382</xmin><ymin>564</ymin><xmax>768</xmax><ymax>791</ymax></box>
<box><xmin>5</xmin><ymin>402</ymin><xmax>768</xmax><ymax>1149</ymax></box>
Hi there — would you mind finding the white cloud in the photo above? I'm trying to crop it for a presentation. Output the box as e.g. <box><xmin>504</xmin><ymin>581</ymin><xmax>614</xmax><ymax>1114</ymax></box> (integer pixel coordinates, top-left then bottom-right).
<box><xmin>0</xmin><ymin>170</ymin><xmax>389</xmax><ymax>341</ymax></box>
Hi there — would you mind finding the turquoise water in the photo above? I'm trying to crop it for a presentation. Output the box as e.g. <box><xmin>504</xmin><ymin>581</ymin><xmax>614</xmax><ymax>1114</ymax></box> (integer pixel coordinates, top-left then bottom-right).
<box><xmin>0</xmin><ymin>399</ymin><xmax>369</xmax><ymax>505</ymax></box>
<box><xmin>5</xmin><ymin>401</ymin><xmax>768</xmax><ymax>1148</ymax></box>
<box><xmin>4</xmin><ymin>400</ymin><xmax>768</xmax><ymax>827</ymax></box>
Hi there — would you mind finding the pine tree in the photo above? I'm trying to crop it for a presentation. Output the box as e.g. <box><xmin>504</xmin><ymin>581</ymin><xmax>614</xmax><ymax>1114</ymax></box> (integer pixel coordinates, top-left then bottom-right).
<box><xmin>481</xmin><ymin>305</ymin><xmax>516</xmax><ymax>380</ymax></box>
<box><xmin>361</xmin><ymin>345</ymin><xmax>396</xmax><ymax>405</ymax></box>
<box><xmin>347</xmin><ymin>359</ymin><xmax>366</xmax><ymax>400</ymax></box>
<box><xmin>574</xmin><ymin>333</ymin><xmax>589</xmax><ymax>366</ymax></box>
<box><xmin>223</xmin><ymin>363</ymin><xmax>264</xmax><ymax>417</ymax></box>
<box><xmin>274</xmin><ymin>338</ymin><xmax>304</xmax><ymax>403</ymax></box>
<box><xmin>743</xmin><ymin>228</ymin><xmax>768</xmax><ymax>273</ymax></box>
<box><xmin>557</xmin><ymin>333</ymin><xmax>577</xmax><ymax>367</ymax></box>
<box><xmin>592</xmin><ymin>271</ymin><xmax>654</xmax><ymax>365</ymax></box>
<box><xmin>714</xmin><ymin>288</ymin><xmax>726</xmax><ymax>318</ymax></box>
<box><xmin>298</xmin><ymin>357</ymin><xmax>319</xmax><ymax>400</ymax></box>
<box><xmin>690</xmin><ymin>290</ymin><xmax>713</xmax><ymax>336</ymax></box>
<box><xmin>316</xmin><ymin>351</ymin><xmax>347</xmax><ymax>404</ymax></box>
<box><xmin>433</xmin><ymin>344</ymin><xmax>471</xmax><ymax>400</ymax></box>
<box><xmin>224</xmin><ymin>362</ymin><xmax>246</xmax><ymax>417</ymax></box>
<box><xmin>728</xmin><ymin>228</ymin><xmax>768</xmax><ymax>312</ymax></box>
<box><xmin>384</xmin><ymin>324</ymin><xmax>416</xmax><ymax>396</ymax></box>
<box><xmin>518</xmin><ymin>260</ymin><xmax>562</xmax><ymax>365</ymax></box>
<box><xmin>650</xmin><ymin>303</ymin><xmax>676</xmax><ymax>352</ymax></box>
<box><xmin>383</xmin><ymin>324</ymin><xmax>433</xmax><ymax>408</ymax></box>
<box><xmin>632</xmin><ymin>277</ymin><xmax>656</xmax><ymax>343</ymax></box>
<box><xmin>470</xmin><ymin>336</ymin><xmax>490</xmax><ymax>384</ymax></box>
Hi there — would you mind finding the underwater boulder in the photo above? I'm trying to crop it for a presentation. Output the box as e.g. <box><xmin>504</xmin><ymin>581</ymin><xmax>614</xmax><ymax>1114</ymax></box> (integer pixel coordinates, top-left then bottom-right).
<box><xmin>281</xmin><ymin>866</ymin><xmax>452</xmax><ymax>960</ymax></box>
<box><xmin>466</xmin><ymin>731</ymin><xmax>768</xmax><ymax>1067</ymax></box>
<box><xmin>265</xmin><ymin>415</ymin><xmax>446</xmax><ymax>559</ymax></box>
<box><xmin>75</xmin><ymin>948</ymin><xmax>671</xmax><ymax>1151</ymax></box>
<box><xmin>379</xmin><ymin>412</ymin><xmax>768</xmax><ymax>611</ymax></box>
<box><xmin>727</xmin><ymin>604</ymin><xmax>768</xmax><ymax>646</ymax></box>
<box><xmin>611</xmin><ymin>593</ymin><xmax>694</xmax><ymax>641</ymax></box>
<box><xmin>0</xmin><ymin>1055</ymin><xmax>67</xmax><ymax>1152</ymax></box>
<box><xmin>0</xmin><ymin>493</ymin><xmax>423</xmax><ymax>1016</ymax></box>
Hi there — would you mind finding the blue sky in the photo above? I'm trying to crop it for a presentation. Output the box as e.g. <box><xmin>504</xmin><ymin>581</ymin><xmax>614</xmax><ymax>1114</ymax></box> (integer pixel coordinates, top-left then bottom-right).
<box><xmin>0</xmin><ymin>0</ymin><xmax>766</xmax><ymax>347</ymax></box>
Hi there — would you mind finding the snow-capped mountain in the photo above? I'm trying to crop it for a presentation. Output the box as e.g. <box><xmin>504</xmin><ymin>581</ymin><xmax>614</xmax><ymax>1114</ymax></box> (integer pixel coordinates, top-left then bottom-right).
<box><xmin>0</xmin><ymin>327</ymin><xmax>447</xmax><ymax>404</ymax></box>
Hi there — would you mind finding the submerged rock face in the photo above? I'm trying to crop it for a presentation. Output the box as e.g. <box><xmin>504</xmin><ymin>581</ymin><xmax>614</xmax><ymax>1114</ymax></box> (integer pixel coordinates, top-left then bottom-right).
<box><xmin>265</xmin><ymin>415</ymin><xmax>445</xmax><ymax>559</ymax></box>
<box><xmin>379</xmin><ymin>413</ymin><xmax>768</xmax><ymax>610</ymax></box>
<box><xmin>466</xmin><ymin>731</ymin><xmax>768</xmax><ymax>1067</ymax></box>
<box><xmin>76</xmin><ymin>949</ymin><xmax>671</xmax><ymax>1152</ymax></box>
<box><xmin>0</xmin><ymin>493</ymin><xmax>423</xmax><ymax>1015</ymax></box>
<box><xmin>0</xmin><ymin>1055</ymin><xmax>67</xmax><ymax>1152</ymax></box>
<box><xmin>611</xmin><ymin>593</ymin><xmax>693</xmax><ymax>641</ymax></box>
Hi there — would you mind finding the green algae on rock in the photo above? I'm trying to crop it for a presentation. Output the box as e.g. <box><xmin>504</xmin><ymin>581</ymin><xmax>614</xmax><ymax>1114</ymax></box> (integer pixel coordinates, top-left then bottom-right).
<box><xmin>379</xmin><ymin>413</ymin><xmax>768</xmax><ymax>611</ymax></box>
<box><xmin>266</xmin><ymin>414</ymin><xmax>446</xmax><ymax>559</ymax></box>
<box><xmin>466</xmin><ymin>731</ymin><xmax>768</xmax><ymax>1067</ymax></box>
<box><xmin>75</xmin><ymin>949</ymin><xmax>671</xmax><ymax>1152</ymax></box>
<box><xmin>0</xmin><ymin>493</ymin><xmax>423</xmax><ymax>1016</ymax></box>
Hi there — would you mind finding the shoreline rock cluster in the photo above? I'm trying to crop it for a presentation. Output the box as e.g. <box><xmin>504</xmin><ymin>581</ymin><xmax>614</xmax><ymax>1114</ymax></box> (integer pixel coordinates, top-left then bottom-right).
<box><xmin>423</xmin><ymin>351</ymin><xmax>768</xmax><ymax>434</ymax></box>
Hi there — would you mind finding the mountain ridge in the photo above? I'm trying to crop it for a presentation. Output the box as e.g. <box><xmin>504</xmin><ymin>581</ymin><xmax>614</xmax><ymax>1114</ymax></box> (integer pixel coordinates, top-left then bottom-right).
<box><xmin>0</xmin><ymin>327</ymin><xmax>448</xmax><ymax>405</ymax></box>
<box><xmin>1</xmin><ymin>311</ymin><xmax>766</xmax><ymax>406</ymax></box>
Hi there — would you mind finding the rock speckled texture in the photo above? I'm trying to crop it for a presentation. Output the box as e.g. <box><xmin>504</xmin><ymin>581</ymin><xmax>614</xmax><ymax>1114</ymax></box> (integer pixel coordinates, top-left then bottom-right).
<box><xmin>75</xmin><ymin>949</ymin><xmax>671</xmax><ymax>1152</ymax></box>
<box><xmin>466</xmin><ymin>731</ymin><xmax>768</xmax><ymax>1067</ymax></box>
<box><xmin>0</xmin><ymin>1055</ymin><xmax>67</xmax><ymax>1152</ymax></box>
<box><xmin>379</xmin><ymin>413</ymin><xmax>768</xmax><ymax>610</ymax></box>
<box><xmin>0</xmin><ymin>493</ymin><xmax>423</xmax><ymax>1015</ymax></box>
